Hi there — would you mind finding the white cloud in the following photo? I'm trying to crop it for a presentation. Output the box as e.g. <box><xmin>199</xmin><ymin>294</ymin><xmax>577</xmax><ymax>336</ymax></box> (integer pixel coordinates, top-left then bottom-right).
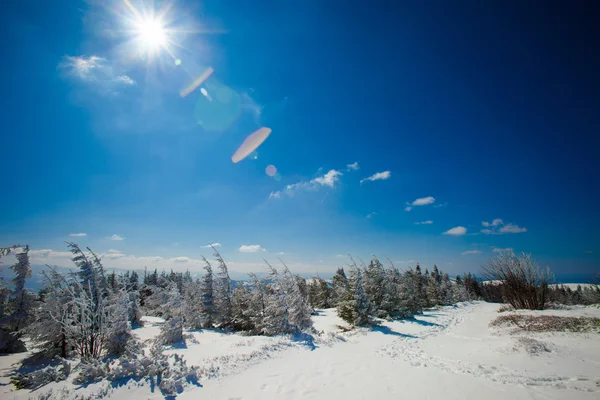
<box><xmin>107</xmin><ymin>234</ymin><xmax>125</xmax><ymax>241</ymax></box>
<box><xmin>30</xmin><ymin>249</ymin><xmax>73</xmax><ymax>258</ymax></box>
<box><xmin>482</xmin><ymin>218</ymin><xmax>503</xmax><ymax>227</ymax></box>
<box><xmin>433</xmin><ymin>202</ymin><xmax>448</xmax><ymax>208</ymax></box>
<box><xmin>239</xmin><ymin>245</ymin><xmax>266</xmax><ymax>253</ymax></box>
<box><xmin>461</xmin><ymin>250</ymin><xmax>481</xmax><ymax>255</ymax></box>
<box><xmin>114</xmin><ymin>75</ymin><xmax>135</xmax><ymax>85</ymax></box>
<box><xmin>275</xmin><ymin>252</ymin><xmax>285</xmax><ymax>255</ymax></box>
<box><xmin>104</xmin><ymin>252</ymin><xmax>126</xmax><ymax>260</ymax></box>
<box><xmin>201</xmin><ymin>243</ymin><xmax>222</xmax><ymax>248</ymax></box>
<box><xmin>411</xmin><ymin>196</ymin><xmax>435</xmax><ymax>206</ymax></box>
<box><xmin>335</xmin><ymin>254</ymin><xmax>346</xmax><ymax>258</ymax></box>
<box><xmin>404</xmin><ymin>206</ymin><xmax>412</xmax><ymax>212</ymax></box>
<box><xmin>278</xmin><ymin>168</ymin><xmax>344</xmax><ymax>198</ymax></box>
<box><xmin>346</xmin><ymin>162</ymin><xmax>360</xmax><ymax>171</ymax></box>
<box><xmin>366</xmin><ymin>212</ymin><xmax>377</xmax><ymax>219</ymax></box>
<box><xmin>481</xmin><ymin>219</ymin><xmax>527</xmax><ymax>234</ymax></box>
<box><xmin>499</xmin><ymin>224</ymin><xmax>527</xmax><ymax>234</ymax></box>
<box><xmin>493</xmin><ymin>247</ymin><xmax>513</xmax><ymax>253</ymax></box>
<box><xmin>59</xmin><ymin>55</ymin><xmax>135</xmax><ymax>90</ymax></box>
<box><xmin>171</xmin><ymin>257</ymin><xmax>190</xmax><ymax>263</ymax></box>
<box><xmin>311</xmin><ymin>169</ymin><xmax>343</xmax><ymax>188</ymax></box>
<box><xmin>443</xmin><ymin>226</ymin><xmax>467</xmax><ymax>236</ymax></box>
<box><xmin>360</xmin><ymin>171</ymin><xmax>391</xmax><ymax>184</ymax></box>
<box><xmin>415</xmin><ymin>220</ymin><xmax>433</xmax><ymax>225</ymax></box>
<box><xmin>107</xmin><ymin>249</ymin><xmax>121</xmax><ymax>253</ymax></box>
<box><xmin>69</xmin><ymin>233</ymin><xmax>87</xmax><ymax>237</ymax></box>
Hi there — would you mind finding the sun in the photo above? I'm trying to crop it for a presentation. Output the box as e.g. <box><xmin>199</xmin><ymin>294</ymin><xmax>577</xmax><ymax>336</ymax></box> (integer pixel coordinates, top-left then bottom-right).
<box><xmin>134</xmin><ymin>17</ymin><xmax>168</xmax><ymax>52</ymax></box>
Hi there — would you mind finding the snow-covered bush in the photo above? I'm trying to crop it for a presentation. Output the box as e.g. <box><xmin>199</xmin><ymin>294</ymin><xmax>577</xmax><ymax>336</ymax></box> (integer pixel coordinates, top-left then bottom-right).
<box><xmin>10</xmin><ymin>358</ymin><xmax>70</xmax><ymax>389</ymax></box>
<box><xmin>73</xmin><ymin>358</ymin><xmax>107</xmax><ymax>385</ymax></box>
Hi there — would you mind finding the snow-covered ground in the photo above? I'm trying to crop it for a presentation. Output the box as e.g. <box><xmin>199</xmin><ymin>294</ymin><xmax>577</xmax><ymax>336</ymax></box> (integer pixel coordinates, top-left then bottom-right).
<box><xmin>2</xmin><ymin>302</ymin><xmax>599</xmax><ymax>399</ymax></box>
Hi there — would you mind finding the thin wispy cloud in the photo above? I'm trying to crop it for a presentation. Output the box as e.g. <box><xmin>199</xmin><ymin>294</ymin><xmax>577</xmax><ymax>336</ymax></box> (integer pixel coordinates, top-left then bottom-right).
<box><xmin>443</xmin><ymin>226</ymin><xmax>467</xmax><ymax>236</ymax></box>
<box><xmin>493</xmin><ymin>247</ymin><xmax>513</xmax><ymax>253</ymax></box>
<box><xmin>239</xmin><ymin>244</ymin><xmax>266</xmax><ymax>253</ymax></box>
<box><xmin>29</xmin><ymin>249</ymin><xmax>73</xmax><ymax>258</ymax></box>
<box><xmin>272</xmin><ymin>167</ymin><xmax>346</xmax><ymax>199</ymax></box>
<box><xmin>411</xmin><ymin>196</ymin><xmax>435</xmax><ymax>206</ymax></box>
<box><xmin>107</xmin><ymin>234</ymin><xmax>125</xmax><ymax>241</ymax></box>
<box><xmin>404</xmin><ymin>206</ymin><xmax>412</xmax><ymax>212</ymax></box>
<box><xmin>415</xmin><ymin>220</ymin><xmax>433</xmax><ymax>225</ymax></box>
<box><xmin>360</xmin><ymin>171</ymin><xmax>391</xmax><ymax>184</ymax></box>
<box><xmin>171</xmin><ymin>257</ymin><xmax>191</xmax><ymax>263</ymax></box>
<box><xmin>346</xmin><ymin>162</ymin><xmax>360</xmax><ymax>171</ymax></box>
<box><xmin>201</xmin><ymin>243</ymin><xmax>222</xmax><ymax>248</ymax></box>
<box><xmin>481</xmin><ymin>219</ymin><xmax>527</xmax><ymax>234</ymax></box>
<box><xmin>59</xmin><ymin>55</ymin><xmax>135</xmax><ymax>93</ymax></box>
<box><xmin>366</xmin><ymin>212</ymin><xmax>377</xmax><ymax>219</ymax></box>
<box><xmin>69</xmin><ymin>233</ymin><xmax>87</xmax><ymax>237</ymax></box>
<box><xmin>482</xmin><ymin>218</ymin><xmax>503</xmax><ymax>227</ymax></box>
<box><xmin>433</xmin><ymin>202</ymin><xmax>448</xmax><ymax>208</ymax></box>
<box><xmin>107</xmin><ymin>249</ymin><xmax>121</xmax><ymax>253</ymax></box>
<box><xmin>461</xmin><ymin>250</ymin><xmax>481</xmax><ymax>255</ymax></box>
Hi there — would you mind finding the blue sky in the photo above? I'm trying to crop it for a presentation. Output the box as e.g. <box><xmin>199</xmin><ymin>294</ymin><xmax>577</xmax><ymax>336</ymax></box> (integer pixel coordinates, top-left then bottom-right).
<box><xmin>1</xmin><ymin>0</ymin><xmax>598</xmax><ymax>278</ymax></box>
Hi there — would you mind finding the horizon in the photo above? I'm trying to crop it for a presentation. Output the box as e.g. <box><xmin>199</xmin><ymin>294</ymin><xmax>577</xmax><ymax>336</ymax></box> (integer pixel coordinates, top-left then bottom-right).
<box><xmin>1</xmin><ymin>1</ymin><xmax>598</xmax><ymax>278</ymax></box>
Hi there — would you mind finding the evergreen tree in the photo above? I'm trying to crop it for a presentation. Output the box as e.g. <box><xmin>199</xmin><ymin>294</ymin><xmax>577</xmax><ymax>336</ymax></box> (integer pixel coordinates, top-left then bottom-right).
<box><xmin>157</xmin><ymin>282</ymin><xmax>183</xmax><ymax>344</ymax></box>
<box><xmin>262</xmin><ymin>264</ymin><xmax>289</xmax><ymax>335</ymax></box>
<box><xmin>331</xmin><ymin>267</ymin><xmax>349</xmax><ymax>306</ymax></box>
<box><xmin>337</xmin><ymin>264</ymin><xmax>371</xmax><ymax>326</ymax></box>
<box><xmin>212</xmin><ymin>248</ymin><xmax>233</xmax><ymax>329</ymax></box>
<box><xmin>182</xmin><ymin>280</ymin><xmax>203</xmax><ymax>329</ymax></box>
<box><xmin>198</xmin><ymin>257</ymin><xmax>215</xmax><ymax>328</ymax></box>
<box><xmin>364</xmin><ymin>257</ymin><xmax>385</xmax><ymax>316</ymax></box>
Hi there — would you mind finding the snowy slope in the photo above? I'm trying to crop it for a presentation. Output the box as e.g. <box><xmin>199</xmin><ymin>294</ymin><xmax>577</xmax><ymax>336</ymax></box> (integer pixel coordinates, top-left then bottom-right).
<box><xmin>2</xmin><ymin>302</ymin><xmax>599</xmax><ymax>399</ymax></box>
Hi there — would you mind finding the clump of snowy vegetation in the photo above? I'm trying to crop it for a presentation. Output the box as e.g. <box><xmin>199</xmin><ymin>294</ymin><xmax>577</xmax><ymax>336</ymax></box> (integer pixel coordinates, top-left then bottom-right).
<box><xmin>306</xmin><ymin>256</ymin><xmax>470</xmax><ymax>327</ymax></box>
<box><xmin>10</xmin><ymin>358</ymin><xmax>71</xmax><ymax>389</ymax></box>
<box><xmin>491</xmin><ymin>314</ymin><xmax>600</xmax><ymax>333</ymax></box>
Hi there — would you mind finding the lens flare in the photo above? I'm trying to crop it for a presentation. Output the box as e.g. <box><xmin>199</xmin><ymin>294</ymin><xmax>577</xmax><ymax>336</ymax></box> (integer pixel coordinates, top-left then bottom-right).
<box><xmin>180</xmin><ymin>67</ymin><xmax>214</xmax><ymax>98</ymax></box>
<box><xmin>266</xmin><ymin>165</ymin><xmax>277</xmax><ymax>177</ymax></box>
<box><xmin>231</xmin><ymin>127</ymin><xmax>272</xmax><ymax>163</ymax></box>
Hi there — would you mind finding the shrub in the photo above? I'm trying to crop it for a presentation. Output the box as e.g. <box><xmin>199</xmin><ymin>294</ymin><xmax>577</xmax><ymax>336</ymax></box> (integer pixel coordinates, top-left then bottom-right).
<box><xmin>491</xmin><ymin>314</ymin><xmax>600</xmax><ymax>333</ymax></box>
<box><xmin>482</xmin><ymin>252</ymin><xmax>552</xmax><ymax>310</ymax></box>
<box><xmin>10</xmin><ymin>358</ymin><xmax>70</xmax><ymax>389</ymax></box>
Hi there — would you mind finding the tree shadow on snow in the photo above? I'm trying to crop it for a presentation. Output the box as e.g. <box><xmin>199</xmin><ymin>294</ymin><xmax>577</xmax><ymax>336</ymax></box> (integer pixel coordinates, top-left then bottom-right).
<box><xmin>291</xmin><ymin>332</ymin><xmax>319</xmax><ymax>351</ymax></box>
<box><xmin>371</xmin><ymin>325</ymin><xmax>418</xmax><ymax>338</ymax></box>
<box><xmin>406</xmin><ymin>318</ymin><xmax>442</xmax><ymax>327</ymax></box>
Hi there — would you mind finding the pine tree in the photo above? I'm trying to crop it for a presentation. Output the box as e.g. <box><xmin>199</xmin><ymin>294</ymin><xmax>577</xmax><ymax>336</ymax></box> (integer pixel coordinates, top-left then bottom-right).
<box><xmin>262</xmin><ymin>263</ymin><xmax>290</xmax><ymax>335</ymax></box>
<box><xmin>212</xmin><ymin>248</ymin><xmax>233</xmax><ymax>330</ymax></box>
<box><xmin>247</xmin><ymin>273</ymin><xmax>267</xmax><ymax>334</ymax></box>
<box><xmin>364</xmin><ymin>257</ymin><xmax>385</xmax><ymax>316</ymax></box>
<box><xmin>105</xmin><ymin>289</ymin><xmax>132</xmax><ymax>355</ymax></box>
<box><xmin>8</xmin><ymin>246</ymin><xmax>34</xmax><ymax>332</ymax></box>
<box><xmin>157</xmin><ymin>282</ymin><xmax>183</xmax><ymax>344</ymax></box>
<box><xmin>198</xmin><ymin>257</ymin><xmax>215</xmax><ymax>328</ymax></box>
<box><xmin>281</xmin><ymin>263</ymin><xmax>312</xmax><ymax>332</ymax></box>
<box><xmin>231</xmin><ymin>284</ymin><xmax>254</xmax><ymax>331</ymax></box>
<box><xmin>331</xmin><ymin>267</ymin><xmax>349</xmax><ymax>306</ymax></box>
<box><xmin>27</xmin><ymin>268</ymin><xmax>70</xmax><ymax>357</ymax></box>
<box><xmin>337</xmin><ymin>264</ymin><xmax>371</xmax><ymax>326</ymax></box>
<box><xmin>182</xmin><ymin>280</ymin><xmax>203</xmax><ymax>329</ymax></box>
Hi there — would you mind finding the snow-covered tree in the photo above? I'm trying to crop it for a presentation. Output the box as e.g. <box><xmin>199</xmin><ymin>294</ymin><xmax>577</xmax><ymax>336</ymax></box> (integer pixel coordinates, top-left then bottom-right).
<box><xmin>212</xmin><ymin>247</ymin><xmax>233</xmax><ymax>330</ymax></box>
<box><xmin>157</xmin><ymin>283</ymin><xmax>183</xmax><ymax>345</ymax></box>
<box><xmin>281</xmin><ymin>263</ymin><xmax>312</xmax><ymax>332</ymax></box>
<box><xmin>231</xmin><ymin>284</ymin><xmax>254</xmax><ymax>331</ymax></box>
<box><xmin>262</xmin><ymin>263</ymin><xmax>290</xmax><ymax>335</ymax></box>
<box><xmin>337</xmin><ymin>264</ymin><xmax>371</xmax><ymax>326</ymax></box>
<box><xmin>198</xmin><ymin>257</ymin><xmax>215</xmax><ymax>328</ymax></box>
<box><xmin>181</xmin><ymin>280</ymin><xmax>203</xmax><ymax>329</ymax></box>
<box><xmin>27</xmin><ymin>268</ymin><xmax>71</xmax><ymax>357</ymax></box>
<box><xmin>331</xmin><ymin>267</ymin><xmax>349</xmax><ymax>306</ymax></box>
<box><xmin>364</xmin><ymin>256</ymin><xmax>385</xmax><ymax>316</ymax></box>
<box><xmin>247</xmin><ymin>273</ymin><xmax>267</xmax><ymax>334</ymax></box>
<box><xmin>105</xmin><ymin>289</ymin><xmax>132</xmax><ymax>355</ymax></box>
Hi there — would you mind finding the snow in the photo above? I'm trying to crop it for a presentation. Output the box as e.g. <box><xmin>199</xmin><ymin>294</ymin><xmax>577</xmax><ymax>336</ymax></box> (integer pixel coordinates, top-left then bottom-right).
<box><xmin>2</xmin><ymin>302</ymin><xmax>600</xmax><ymax>399</ymax></box>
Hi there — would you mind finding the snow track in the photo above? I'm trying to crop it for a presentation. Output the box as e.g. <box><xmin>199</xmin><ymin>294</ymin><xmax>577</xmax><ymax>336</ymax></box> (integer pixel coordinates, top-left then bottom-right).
<box><xmin>379</xmin><ymin>302</ymin><xmax>599</xmax><ymax>393</ymax></box>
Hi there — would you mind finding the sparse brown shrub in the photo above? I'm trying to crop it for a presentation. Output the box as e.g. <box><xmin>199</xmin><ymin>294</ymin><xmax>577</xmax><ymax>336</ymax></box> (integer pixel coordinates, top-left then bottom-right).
<box><xmin>490</xmin><ymin>314</ymin><xmax>600</xmax><ymax>333</ymax></box>
<box><xmin>482</xmin><ymin>252</ymin><xmax>553</xmax><ymax>310</ymax></box>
